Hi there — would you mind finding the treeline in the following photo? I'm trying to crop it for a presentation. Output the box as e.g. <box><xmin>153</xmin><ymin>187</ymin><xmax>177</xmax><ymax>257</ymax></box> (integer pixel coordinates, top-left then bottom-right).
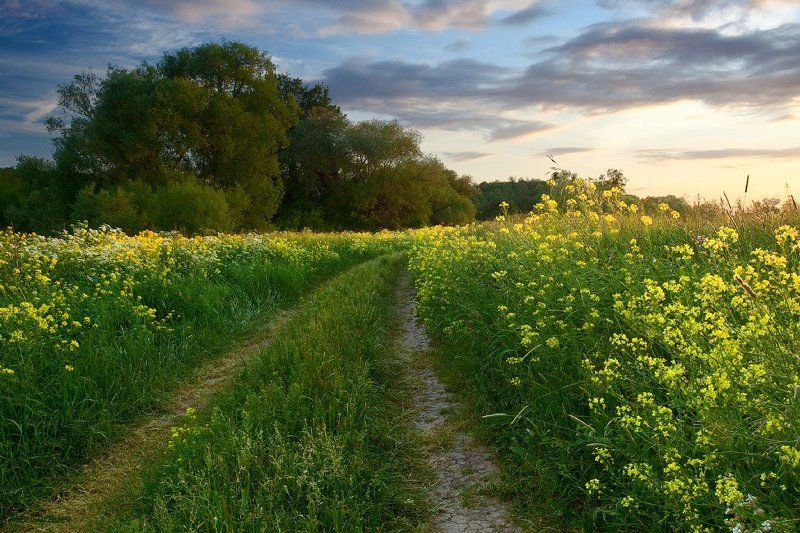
<box><xmin>472</xmin><ymin>177</ymin><xmax>550</xmax><ymax>219</ymax></box>
<box><xmin>0</xmin><ymin>41</ymin><xmax>476</xmax><ymax>234</ymax></box>
<box><xmin>472</xmin><ymin>170</ymin><xmax>696</xmax><ymax>220</ymax></box>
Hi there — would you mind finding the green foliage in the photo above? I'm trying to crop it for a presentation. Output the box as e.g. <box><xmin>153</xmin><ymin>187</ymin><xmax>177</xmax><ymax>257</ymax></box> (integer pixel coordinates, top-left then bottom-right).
<box><xmin>597</xmin><ymin>167</ymin><xmax>627</xmax><ymax>190</ymax></box>
<box><xmin>279</xmin><ymin>113</ymin><xmax>476</xmax><ymax>230</ymax></box>
<box><xmin>36</xmin><ymin>41</ymin><xmax>298</xmax><ymax>232</ymax></box>
<box><xmin>410</xmin><ymin>181</ymin><xmax>800</xmax><ymax>531</ymax></box>
<box><xmin>347</xmin><ymin>157</ymin><xmax>477</xmax><ymax>229</ymax></box>
<box><xmin>7</xmin><ymin>40</ymin><xmax>476</xmax><ymax>234</ymax></box>
<box><xmin>0</xmin><ymin>167</ymin><xmax>21</xmax><ymax>228</ymax></box>
<box><xmin>0</xmin><ymin>228</ymin><xmax>396</xmax><ymax>519</ymax></box>
<box><xmin>71</xmin><ymin>182</ymin><xmax>152</xmax><ymax>232</ymax></box>
<box><xmin>122</xmin><ymin>255</ymin><xmax>427</xmax><ymax>530</ymax></box>
<box><xmin>641</xmin><ymin>194</ymin><xmax>691</xmax><ymax>214</ymax></box>
<box><xmin>473</xmin><ymin>177</ymin><xmax>549</xmax><ymax>220</ymax></box>
<box><xmin>147</xmin><ymin>179</ymin><xmax>234</xmax><ymax>234</ymax></box>
<box><xmin>277</xmin><ymin>73</ymin><xmax>340</xmax><ymax>115</ymax></box>
<box><xmin>5</xmin><ymin>156</ymin><xmax>70</xmax><ymax>233</ymax></box>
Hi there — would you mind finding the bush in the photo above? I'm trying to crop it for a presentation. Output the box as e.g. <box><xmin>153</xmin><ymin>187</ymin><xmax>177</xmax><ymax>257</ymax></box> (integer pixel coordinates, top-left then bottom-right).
<box><xmin>147</xmin><ymin>179</ymin><xmax>233</xmax><ymax>234</ymax></box>
<box><xmin>72</xmin><ymin>182</ymin><xmax>152</xmax><ymax>233</ymax></box>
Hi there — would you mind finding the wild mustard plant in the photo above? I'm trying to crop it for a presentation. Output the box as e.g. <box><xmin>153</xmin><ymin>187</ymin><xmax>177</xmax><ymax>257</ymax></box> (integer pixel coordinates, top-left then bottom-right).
<box><xmin>410</xmin><ymin>177</ymin><xmax>800</xmax><ymax>530</ymax></box>
<box><xmin>0</xmin><ymin>224</ymin><xmax>404</xmax><ymax>518</ymax></box>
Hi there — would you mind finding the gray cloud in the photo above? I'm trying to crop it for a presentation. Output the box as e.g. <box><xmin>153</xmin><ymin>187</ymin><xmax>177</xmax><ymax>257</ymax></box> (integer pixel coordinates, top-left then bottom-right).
<box><xmin>307</xmin><ymin>0</ymin><xmax>549</xmax><ymax>35</ymax></box>
<box><xmin>500</xmin><ymin>3</ymin><xmax>549</xmax><ymax>25</ymax></box>
<box><xmin>369</xmin><ymin>105</ymin><xmax>554</xmax><ymax>142</ymax></box>
<box><xmin>598</xmin><ymin>0</ymin><xmax>798</xmax><ymax>21</ymax></box>
<box><xmin>501</xmin><ymin>22</ymin><xmax>800</xmax><ymax>111</ymax></box>
<box><xmin>322</xmin><ymin>58</ymin><xmax>553</xmax><ymax>141</ymax></box>
<box><xmin>639</xmin><ymin>146</ymin><xmax>800</xmax><ymax>161</ymax></box>
<box><xmin>488</xmin><ymin>120</ymin><xmax>553</xmax><ymax>141</ymax></box>
<box><xmin>443</xmin><ymin>151</ymin><xmax>493</xmax><ymax>161</ymax></box>
<box><xmin>282</xmin><ymin>0</ymin><xmax>795</xmax><ymax>36</ymax></box>
<box><xmin>324</xmin><ymin>20</ymin><xmax>800</xmax><ymax>129</ymax></box>
<box><xmin>323</xmin><ymin>57</ymin><xmax>512</xmax><ymax>101</ymax></box>
<box><xmin>444</xmin><ymin>39</ymin><xmax>471</xmax><ymax>53</ymax></box>
<box><xmin>523</xmin><ymin>34</ymin><xmax>559</xmax><ymax>48</ymax></box>
<box><xmin>539</xmin><ymin>146</ymin><xmax>594</xmax><ymax>156</ymax></box>
<box><xmin>146</xmin><ymin>0</ymin><xmax>265</xmax><ymax>26</ymax></box>
<box><xmin>7</xmin><ymin>0</ymin><xmax>268</xmax><ymax>29</ymax></box>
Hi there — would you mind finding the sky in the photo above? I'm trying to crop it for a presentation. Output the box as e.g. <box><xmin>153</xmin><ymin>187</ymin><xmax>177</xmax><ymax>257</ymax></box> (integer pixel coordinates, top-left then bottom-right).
<box><xmin>1</xmin><ymin>0</ymin><xmax>800</xmax><ymax>201</ymax></box>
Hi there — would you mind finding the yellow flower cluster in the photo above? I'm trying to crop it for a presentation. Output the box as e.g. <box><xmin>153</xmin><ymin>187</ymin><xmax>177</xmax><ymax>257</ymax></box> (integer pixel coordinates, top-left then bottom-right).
<box><xmin>409</xmin><ymin>177</ymin><xmax>800</xmax><ymax>530</ymax></box>
<box><xmin>0</xmin><ymin>225</ymin><xmax>404</xmax><ymax>379</ymax></box>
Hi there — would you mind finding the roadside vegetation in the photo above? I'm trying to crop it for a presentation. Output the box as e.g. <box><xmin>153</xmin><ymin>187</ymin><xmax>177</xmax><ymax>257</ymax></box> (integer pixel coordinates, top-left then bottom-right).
<box><xmin>0</xmin><ymin>226</ymin><xmax>401</xmax><ymax>520</ymax></box>
<box><xmin>410</xmin><ymin>175</ymin><xmax>800</xmax><ymax>531</ymax></box>
<box><xmin>116</xmin><ymin>255</ymin><xmax>428</xmax><ymax>531</ymax></box>
<box><xmin>2</xmin><ymin>172</ymin><xmax>800</xmax><ymax>530</ymax></box>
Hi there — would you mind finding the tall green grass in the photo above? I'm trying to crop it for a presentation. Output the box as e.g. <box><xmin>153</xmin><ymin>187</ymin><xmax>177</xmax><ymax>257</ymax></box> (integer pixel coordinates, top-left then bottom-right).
<box><xmin>117</xmin><ymin>255</ymin><xmax>427</xmax><ymax>531</ymax></box>
<box><xmin>410</xmin><ymin>183</ymin><xmax>800</xmax><ymax>531</ymax></box>
<box><xmin>0</xmin><ymin>228</ymin><xmax>399</xmax><ymax>520</ymax></box>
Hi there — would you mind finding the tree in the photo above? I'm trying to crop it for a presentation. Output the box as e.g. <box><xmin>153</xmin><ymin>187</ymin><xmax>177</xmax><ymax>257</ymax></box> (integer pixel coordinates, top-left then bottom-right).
<box><xmin>8</xmin><ymin>41</ymin><xmax>476</xmax><ymax>233</ymax></box>
<box><xmin>597</xmin><ymin>168</ymin><xmax>627</xmax><ymax>190</ymax></box>
<box><xmin>0</xmin><ymin>166</ymin><xmax>21</xmax><ymax>228</ymax></box>
<box><xmin>71</xmin><ymin>181</ymin><xmax>152</xmax><ymax>233</ymax></box>
<box><xmin>472</xmin><ymin>178</ymin><xmax>549</xmax><ymax>219</ymax></box>
<box><xmin>148</xmin><ymin>178</ymin><xmax>234</xmax><ymax>234</ymax></box>
<box><xmin>277</xmin><ymin>74</ymin><xmax>340</xmax><ymax>115</ymax></box>
<box><xmin>278</xmin><ymin>107</ymin><xmax>350</xmax><ymax>225</ymax></box>
<box><xmin>44</xmin><ymin>41</ymin><xmax>299</xmax><ymax>230</ymax></box>
<box><xmin>278</xmin><ymin>115</ymin><xmax>475</xmax><ymax>230</ymax></box>
<box><xmin>345</xmin><ymin>156</ymin><xmax>475</xmax><ymax>230</ymax></box>
<box><xmin>343</xmin><ymin>120</ymin><xmax>422</xmax><ymax>177</ymax></box>
<box><xmin>6</xmin><ymin>156</ymin><xmax>70</xmax><ymax>233</ymax></box>
<box><xmin>641</xmin><ymin>194</ymin><xmax>690</xmax><ymax>215</ymax></box>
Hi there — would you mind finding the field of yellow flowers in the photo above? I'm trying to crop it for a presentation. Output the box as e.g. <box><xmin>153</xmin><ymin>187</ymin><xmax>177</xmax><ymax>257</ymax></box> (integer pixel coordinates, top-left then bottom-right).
<box><xmin>410</xmin><ymin>180</ymin><xmax>800</xmax><ymax>531</ymax></box>
<box><xmin>0</xmin><ymin>224</ymin><xmax>401</xmax><ymax>518</ymax></box>
<box><xmin>4</xmin><ymin>185</ymin><xmax>799</xmax><ymax>530</ymax></box>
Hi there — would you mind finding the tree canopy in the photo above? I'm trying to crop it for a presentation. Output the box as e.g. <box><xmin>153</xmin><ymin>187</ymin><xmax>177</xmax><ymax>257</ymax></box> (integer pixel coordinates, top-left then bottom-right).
<box><xmin>473</xmin><ymin>177</ymin><xmax>549</xmax><ymax>220</ymax></box>
<box><xmin>3</xmin><ymin>41</ymin><xmax>477</xmax><ymax>234</ymax></box>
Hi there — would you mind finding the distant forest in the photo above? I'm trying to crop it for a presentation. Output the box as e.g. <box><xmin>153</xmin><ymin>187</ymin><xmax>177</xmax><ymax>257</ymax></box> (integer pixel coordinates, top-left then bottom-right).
<box><xmin>0</xmin><ymin>40</ymin><xmax>705</xmax><ymax>235</ymax></box>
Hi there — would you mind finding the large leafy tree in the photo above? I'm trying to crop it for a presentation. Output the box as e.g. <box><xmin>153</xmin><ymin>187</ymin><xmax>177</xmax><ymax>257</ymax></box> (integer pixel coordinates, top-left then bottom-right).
<box><xmin>8</xmin><ymin>40</ymin><xmax>476</xmax><ymax>234</ymax></box>
<box><xmin>46</xmin><ymin>41</ymin><xmax>299</xmax><ymax>230</ymax></box>
<box><xmin>279</xmin><ymin>112</ymin><xmax>476</xmax><ymax>230</ymax></box>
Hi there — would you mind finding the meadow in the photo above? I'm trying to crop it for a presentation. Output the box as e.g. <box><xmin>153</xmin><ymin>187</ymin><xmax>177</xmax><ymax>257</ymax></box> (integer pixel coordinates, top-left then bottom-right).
<box><xmin>1</xmin><ymin>178</ymin><xmax>799</xmax><ymax>531</ymax></box>
<box><xmin>410</xmin><ymin>180</ymin><xmax>800</xmax><ymax>531</ymax></box>
<box><xmin>0</xmin><ymin>225</ymin><xmax>401</xmax><ymax>519</ymax></box>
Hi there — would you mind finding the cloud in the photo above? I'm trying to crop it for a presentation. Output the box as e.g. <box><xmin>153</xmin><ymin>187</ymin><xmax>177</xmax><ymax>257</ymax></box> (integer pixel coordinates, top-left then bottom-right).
<box><xmin>30</xmin><ymin>0</ymin><xmax>267</xmax><ymax>29</ymax></box>
<box><xmin>539</xmin><ymin>146</ymin><xmax>594</xmax><ymax>156</ymax></box>
<box><xmin>598</xmin><ymin>0</ymin><xmax>799</xmax><ymax>21</ymax></box>
<box><xmin>444</xmin><ymin>38</ymin><xmax>471</xmax><ymax>53</ymax></box>
<box><xmin>501</xmin><ymin>22</ymin><xmax>800</xmax><ymax>111</ymax></box>
<box><xmin>500</xmin><ymin>3</ymin><xmax>549</xmax><ymax>25</ymax></box>
<box><xmin>443</xmin><ymin>150</ymin><xmax>493</xmax><ymax>161</ymax></box>
<box><xmin>22</xmin><ymin>99</ymin><xmax>57</xmax><ymax>123</ymax></box>
<box><xmin>488</xmin><ymin>120</ymin><xmax>553</xmax><ymax>141</ymax></box>
<box><xmin>639</xmin><ymin>146</ymin><xmax>800</xmax><ymax>160</ymax></box>
<box><xmin>312</xmin><ymin>0</ymin><xmax>542</xmax><ymax>35</ymax></box>
<box><xmin>0</xmin><ymin>96</ymin><xmax>58</xmax><ymax>134</ymax></box>
<box><xmin>325</xmin><ymin>19</ymin><xmax>800</xmax><ymax>124</ymax></box>
<box><xmin>322</xmin><ymin>57</ymin><xmax>554</xmax><ymax>140</ymax></box>
<box><xmin>147</xmin><ymin>0</ymin><xmax>265</xmax><ymax>26</ymax></box>
<box><xmin>323</xmin><ymin>57</ymin><xmax>513</xmax><ymax>102</ymax></box>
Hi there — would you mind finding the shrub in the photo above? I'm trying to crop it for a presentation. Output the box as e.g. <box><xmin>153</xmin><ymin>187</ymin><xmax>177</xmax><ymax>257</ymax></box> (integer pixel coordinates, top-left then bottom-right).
<box><xmin>147</xmin><ymin>179</ymin><xmax>233</xmax><ymax>234</ymax></box>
